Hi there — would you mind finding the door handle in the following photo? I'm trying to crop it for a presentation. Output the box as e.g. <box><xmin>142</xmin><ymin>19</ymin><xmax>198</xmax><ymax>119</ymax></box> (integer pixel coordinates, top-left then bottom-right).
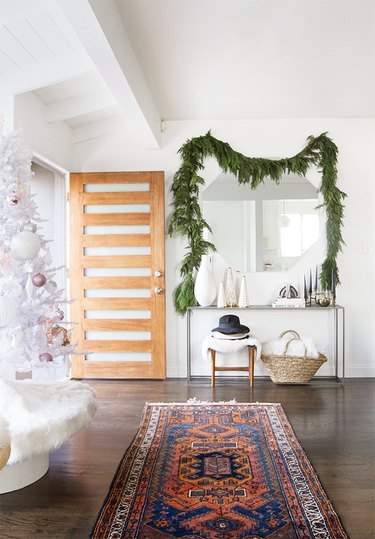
<box><xmin>154</xmin><ymin>287</ymin><xmax>164</xmax><ymax>294</ymax></box>
<box><xmin>154</xmin><ymin>270</ymin><xmax>162</xmax><ymax>277</ymax></box>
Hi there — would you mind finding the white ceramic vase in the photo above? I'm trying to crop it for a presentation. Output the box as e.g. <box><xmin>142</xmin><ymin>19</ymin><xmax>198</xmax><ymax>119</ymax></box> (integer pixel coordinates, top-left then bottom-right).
<box><xmin>194</xmin><ymin>255</ymin><xmax>216</xmax><ymax>306</ymax></box>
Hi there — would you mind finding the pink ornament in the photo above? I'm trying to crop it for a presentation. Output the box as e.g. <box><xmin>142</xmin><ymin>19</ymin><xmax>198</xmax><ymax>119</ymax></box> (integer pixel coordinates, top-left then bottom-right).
<box><xmin>0</xmin><ymin>246</ymin><xmax>11</xmax><ymax>272</ymax></box>
<box><xmin>6</xmin><ymin>194</ymin><xmax>20</xmax><ymax>206</ymax></box>
<box><xmin>39</xmin><ymin>352</ymin><xmax>53</xmax><ymax>362</ymax></box>
<box><xmin>55</xmin><ymin>308</ymin><xmax>64</xmax><ymax>321</ymax></box>
<box><xmin>32</xmin><ymin>273</ymin><xmax>46</xmax><ymax>287</ymax></box>
<box><xmin>39</xmin><ymin>315</ymin><xmax>54</xmax><ymax>331</ymax></box>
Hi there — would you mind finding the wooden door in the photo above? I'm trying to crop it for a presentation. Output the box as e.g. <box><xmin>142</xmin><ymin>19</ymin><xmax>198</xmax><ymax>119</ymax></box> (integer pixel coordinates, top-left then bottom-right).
<box><xmin>69</xmin><ymin>172</ymin><xmax>165</xmax><ymax>379</ymax></box>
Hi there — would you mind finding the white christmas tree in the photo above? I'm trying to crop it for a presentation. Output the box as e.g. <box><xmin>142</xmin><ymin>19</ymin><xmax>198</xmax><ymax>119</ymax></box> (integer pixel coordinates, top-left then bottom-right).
<box><xmin>0</xmin><ymin>125</ymin><xmax>73</xmax><ymax>377</ymax></box>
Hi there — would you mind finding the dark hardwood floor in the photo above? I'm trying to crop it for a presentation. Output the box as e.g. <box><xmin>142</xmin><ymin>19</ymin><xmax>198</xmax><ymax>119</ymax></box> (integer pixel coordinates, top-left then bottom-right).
<box><xmin>0</xmin><ymin>378</ymin><xmax>374</xmax><ymax>539</ymax></box>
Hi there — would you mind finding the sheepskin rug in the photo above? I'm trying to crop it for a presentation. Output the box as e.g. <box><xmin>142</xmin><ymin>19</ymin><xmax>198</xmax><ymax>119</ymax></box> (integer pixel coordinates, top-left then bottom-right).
<box><xmin>0</xmin><ymin>379</ymin><xmax>97</xmax><ymax>465</ymax></box>
<box><xmin>202</xmin><ymin>335</ymin><xmax>261</xmax><ymax>360</ymax></box>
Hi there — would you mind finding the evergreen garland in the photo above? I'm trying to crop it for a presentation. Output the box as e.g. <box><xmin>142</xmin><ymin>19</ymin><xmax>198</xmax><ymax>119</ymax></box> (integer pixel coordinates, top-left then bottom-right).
<box><xmin>169</xmin><ymin>131</ymin><xmax>346</xmax><ymax>314</ymax></box>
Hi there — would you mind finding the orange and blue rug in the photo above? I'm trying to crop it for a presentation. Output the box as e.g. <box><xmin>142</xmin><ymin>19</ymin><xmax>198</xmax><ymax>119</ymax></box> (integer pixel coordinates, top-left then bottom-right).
<box><xmin>90</xmin><ymin>402</ymin><xmax>348</xmax><ymax>538</ymax></box>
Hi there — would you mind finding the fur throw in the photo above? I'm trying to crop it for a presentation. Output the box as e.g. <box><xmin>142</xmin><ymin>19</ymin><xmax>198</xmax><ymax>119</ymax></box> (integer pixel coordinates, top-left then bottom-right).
<box><xmin>262</xmin><ymin>333</ymin><xmax>322</xmax><ymax>358</ymax></box>
<box><xmin>0</xmin><ymin>379</ymin><xmax>97</xmax><ymax>465</ymax></box>
<box><xmin>202</xmin><ymin>335</ymin><xmax>261</xmax><ymax>361</ymax></box>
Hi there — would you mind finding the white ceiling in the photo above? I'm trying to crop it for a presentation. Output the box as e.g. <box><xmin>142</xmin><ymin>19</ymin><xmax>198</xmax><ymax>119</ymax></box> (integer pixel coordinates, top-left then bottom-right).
<box><xmin>0</xmin><ymin>0</ymin><xmax>374</xmax><ymax>147</ymax></box>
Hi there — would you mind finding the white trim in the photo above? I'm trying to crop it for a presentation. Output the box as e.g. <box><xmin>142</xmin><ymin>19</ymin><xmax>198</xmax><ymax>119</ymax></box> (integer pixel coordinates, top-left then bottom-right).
<box><xmin>32</xmin><ymin>151</ymin><xmax>69</xmax><ymax>176</ymax></box>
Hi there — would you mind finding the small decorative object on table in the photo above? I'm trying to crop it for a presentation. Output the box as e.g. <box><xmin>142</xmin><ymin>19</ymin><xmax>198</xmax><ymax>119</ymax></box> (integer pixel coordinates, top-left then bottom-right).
<box><xmin>238</xmin><ymin>275</ymin><xmax>249</xmax><ymax>308</ymax></box>
<box><xmin>272</xmin><ymin>285</ymin><xmax>305</xmax><ymax>308</ymax></box>
<box><xmin>217</xmin><ymin>281</ymin><xmax>226</xmax><ymax>308</ymax></box>
<box><xmin>261</xmin><ymin>330</ymin><xmax>327</xmax><ymax>384</ymax></box>
<box><xmin>224</xmin><ymin>266</ymin><xmax>237</xmax><ymax>307</ymax></box>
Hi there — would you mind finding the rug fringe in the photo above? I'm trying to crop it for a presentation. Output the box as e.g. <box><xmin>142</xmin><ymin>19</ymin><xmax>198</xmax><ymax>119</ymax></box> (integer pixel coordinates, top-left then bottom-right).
<box><xmin>145</xmin><ymin>400</ymin><xmax>281</xmax><ymax>406</ymax></box>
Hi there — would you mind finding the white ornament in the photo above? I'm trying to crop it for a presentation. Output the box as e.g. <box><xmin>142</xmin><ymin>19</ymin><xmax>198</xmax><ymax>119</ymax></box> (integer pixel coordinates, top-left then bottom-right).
<box><xmin>238</xmin><ymin>276</ymin><xmax>249</xmax><ymax>308</ymax></box>
<box><xmin>0</xmin><ymin>296</ymin><xmax>17</xmax><ymax>327</ymax></box>
<box><xmin>194</xmin><ymin>255</ymin><xmax>216</xmax><ymax>307</ymax></box>
<box><xmin>217</xmin><ymin>281</ymin><xmax>226</xmax><ymax>308</ymax></box>
<box><xmin>224</xmin><ymin>267</ymin><xmax>237</xmax><ymax>307</ymax></box>
<box><xmin>24</xmin><ymin>222</ymin><xmax>37</xmax><ymax>233</ymax></box>
<box><xmin>10</xmin><ymin>231</ymin><xmax>41</xmax><ymax>259</ymax></box>
<box><xmin>25</xmin><ymin>274</ymin><xmax>34</xmax><ymax>300</ymax></box>
<box><xmin>9</xmin><ymin>326</ymin><xmax>22</xmax><ymax>348</ymax></box>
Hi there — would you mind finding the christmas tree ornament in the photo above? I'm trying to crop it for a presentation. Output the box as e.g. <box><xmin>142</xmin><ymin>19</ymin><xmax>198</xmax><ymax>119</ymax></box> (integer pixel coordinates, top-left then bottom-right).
<box><xmin>48</xmin><ymin>325</ymin><xmax>70</xmax><ymax>346</ymax></box>
<box><xmin>55</xmin><ymin>308</ymin><xmax>64</xmax><ymax>321</ymax></box>
<box><xmin>32</xmin><ymin>273</ymin><xmax>46</xmax><ymax>287</ymax></box>
<box><xmin>224</xmin><ymin>267</ymin><xmax>237</xmax><ymax>307</ymax></box>
<box><xmin>9</xmin><ymin>326</ymin><xmax>22</xmax><ymax>348</ymax></box>
<box><xmin>6</xmin><ymin>194</ymin><xmax>20</xmax><ymax>206</ymax></box>
<box><xmin>238</xmin><ymin>276</ymin><xmax>249</xmax><ymax>308</ymax></box>
<box><xmin>39</xmin><ymin>352</ymin><xmax>53</xmax><ymax>362</ymax></box>
<box><xmin>0</xmin><ymin>245</ymin><xmax>11</xmax><ymax>272</ymax></box>
<box><xmin>10</xmin><ymin>230</ymin><xmax>41</xmax><ymax>260</ymax></box>
<box><xmin>0</xmin><ymin>296</ymin><xmax>17</xmax><ymax>327</ymax></box>
<box><xmin>39</xmin><ymin>315</ymin><xmax>53</xmax><ymax>331</ymax></box>
<box><xmin>217</xmin><ymin>281</ymin><xmax>226</xmax><ymax>308</ymax></box>
<box><xmin>25</xmin><ymin>274</ymin><xmax>34</xmax><ymax>300</ymax></box>
<box><xmin>24</xmin><ymin>222</ymin><xmax>37</xmax><ymax>233</ymax></box>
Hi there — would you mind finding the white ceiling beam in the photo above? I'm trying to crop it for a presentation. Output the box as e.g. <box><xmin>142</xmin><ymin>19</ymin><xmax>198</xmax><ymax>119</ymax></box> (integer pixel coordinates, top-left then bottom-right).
<box><xmin>57</xmin><ymin>0</ymin><xmax>161</xmax><ymax>149</ymax></box>
<box><xmin>0</xmin><ymin>50</ymin><xmax>94</xmax><ymax>97</ymax></box>
<box><xmin>46</xmin><ymin>87</ymin><xmax>117</xmax><ymax>123</ymax></box>
<box><xmin>0</xmin><ymin>0</ymin><xmax>51</xmax><ymax>24</ymax></box>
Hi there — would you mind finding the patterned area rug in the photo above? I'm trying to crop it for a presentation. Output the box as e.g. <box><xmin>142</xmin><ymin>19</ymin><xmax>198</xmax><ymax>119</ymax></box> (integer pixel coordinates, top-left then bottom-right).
<box><xmin>90</xmin><ymin>402</ymin><xmax>348</xmax><ymax>538</ymax></box>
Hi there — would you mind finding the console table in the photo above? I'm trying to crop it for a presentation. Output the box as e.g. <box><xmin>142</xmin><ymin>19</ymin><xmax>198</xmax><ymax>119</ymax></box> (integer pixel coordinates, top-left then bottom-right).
<box><xmin>187</xmin><ymin>305</ymin><xmax>345</xmax><ymax>383</ymax></box>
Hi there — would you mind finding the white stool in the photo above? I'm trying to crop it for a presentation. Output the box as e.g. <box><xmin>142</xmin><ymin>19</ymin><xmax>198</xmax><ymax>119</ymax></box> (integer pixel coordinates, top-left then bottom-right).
<box><xmin>0</xmin><ymin>379</ymin><xmax>96</xmax><ymax>493</ymax></box>
<box><xmin>202</xmin><ymin>335</ymin><xmax>261</xmax><ymax>387</ymax></box>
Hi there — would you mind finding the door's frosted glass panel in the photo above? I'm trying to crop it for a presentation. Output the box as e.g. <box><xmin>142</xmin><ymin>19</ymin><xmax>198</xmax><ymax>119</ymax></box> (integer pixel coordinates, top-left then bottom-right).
<box><xmin>85</xmin><ymin>289</ymin><xmax>150</xmax><ymax>298</ymax></box>
<box><xmin>87</xmin><ymin>352</ymin><xmax>151</xmax><ymax>361</ymax></box>
<box><xmin>84</xmin><ymin>246</ymin><xmax>150</xmax><ymax>256</ymax></box>
<box><xmin>84</xmin><ymin>225</ymin><xmax>150</xmax><ymax>234</ymax></box>
<box><xmin>84</xmin><ymin>204</ymin><xmax>150</xmax><ymax>214</ymax></box>
<box><xmin>84</xmin><ymin>184</ymin><xmax>149</xmax><ymax>192</ymax></box>
<box><xmin>85</xmin><ymin>310</ymin><xmax>151</xmax><ymax>319</ymax></box>
<box><xmin>85</xmin><ymin>268</ymin><xmax>151</xmax><ymax>277</ymax></box>
<box><xmin>85</xmin><ymin>331</ymin><xmax>151</xmax><ymax>340</ymax></box>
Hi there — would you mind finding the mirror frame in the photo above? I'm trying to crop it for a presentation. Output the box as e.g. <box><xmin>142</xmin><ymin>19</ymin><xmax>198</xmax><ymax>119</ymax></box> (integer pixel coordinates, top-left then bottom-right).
<box><xmin>169</xmin><ymin>131</ymin><xmax>346</xmax><ymax>314</ymax></box>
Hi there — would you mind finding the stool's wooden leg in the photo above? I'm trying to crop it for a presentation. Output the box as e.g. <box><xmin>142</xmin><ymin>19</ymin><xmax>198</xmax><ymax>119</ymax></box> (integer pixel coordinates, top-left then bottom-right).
<box><xmin>210</xmin><ymin>349</ymin><xmax>216</xmax><ymax>387</ymax></box>
<box><xmin>248</xmin><ymin>345</ymin><xmax>255</xmax><ymax>387</ymax></box>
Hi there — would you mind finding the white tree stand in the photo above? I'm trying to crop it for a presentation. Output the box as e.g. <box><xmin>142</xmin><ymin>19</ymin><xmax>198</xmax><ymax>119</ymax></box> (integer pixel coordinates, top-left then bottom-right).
<box><xmin>0</xmin><ymin>453</ymin><xmax>49</xmax><ymax>494</ymax></box>
<box><xmin>0</xmin><ymin>379</ymin><xmax>96</xmax><ymax>494</ymax></box>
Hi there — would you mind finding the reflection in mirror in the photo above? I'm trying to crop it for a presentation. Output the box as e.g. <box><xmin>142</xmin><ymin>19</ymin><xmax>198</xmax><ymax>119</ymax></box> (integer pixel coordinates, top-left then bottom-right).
<box><xmin>202</xmin><ymin>173</ymin><xmax>319</xmax><ymax>273</ymax></box>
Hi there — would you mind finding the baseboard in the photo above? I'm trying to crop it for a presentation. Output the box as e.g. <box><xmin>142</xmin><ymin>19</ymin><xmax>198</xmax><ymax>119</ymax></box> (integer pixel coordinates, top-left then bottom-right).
<box><xmin>344</xmin><ymin>366</ymin><xmax>375</xmax><ymax>378</ymax></box>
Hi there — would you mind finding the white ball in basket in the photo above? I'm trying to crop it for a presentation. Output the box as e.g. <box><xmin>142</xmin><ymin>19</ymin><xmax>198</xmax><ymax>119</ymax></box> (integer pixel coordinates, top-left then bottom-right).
<box><xmin>10</xmin><ymin>231</ymin><xmax>41</xmax><ymax>260</ymax></box>
<box><xmin>0</xmin><ymin>296</ymin><xmax>17</xmax><ymax>327</ymax></box>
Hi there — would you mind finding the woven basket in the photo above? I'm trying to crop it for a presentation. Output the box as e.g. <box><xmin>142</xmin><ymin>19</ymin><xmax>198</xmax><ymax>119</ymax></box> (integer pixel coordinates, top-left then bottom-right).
<box><xmin>261</xmin><ymin>330</ymin><xmax>327</xmax><ymax>384</ymax></box>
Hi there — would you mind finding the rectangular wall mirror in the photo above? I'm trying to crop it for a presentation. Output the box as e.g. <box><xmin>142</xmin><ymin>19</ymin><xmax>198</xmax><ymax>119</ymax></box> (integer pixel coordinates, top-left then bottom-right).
<box><xmin>202</xmin><ymin>173</ymin><xmax>319</xmax><ymax>272</ymax></box>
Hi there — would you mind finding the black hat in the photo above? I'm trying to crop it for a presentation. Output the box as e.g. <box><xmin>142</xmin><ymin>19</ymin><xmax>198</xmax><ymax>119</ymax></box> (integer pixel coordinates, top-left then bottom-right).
<box><xmin>211</xmin><ymin>314</ymin><xmax>249</xmax><ymax>335</ymax></box>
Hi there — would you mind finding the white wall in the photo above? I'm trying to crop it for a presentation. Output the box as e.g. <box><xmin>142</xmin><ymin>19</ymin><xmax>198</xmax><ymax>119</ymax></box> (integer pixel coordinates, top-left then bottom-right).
<box><xmin>72</xmin><ymin>118</ymin><xmax>375</xmax><ymax>379</ymax></box>
<box><xmin>14</xmin><ymin>93</ymin><xmax>73</xmax><ymax>171</ymax></box>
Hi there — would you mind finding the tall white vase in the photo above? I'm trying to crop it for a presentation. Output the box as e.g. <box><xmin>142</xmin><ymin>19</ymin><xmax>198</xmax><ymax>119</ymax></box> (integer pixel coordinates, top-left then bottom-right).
<box><xmin>194</xmin><ymin>255</ymin><xmax>216</xmax><ymax>306</ymax></box>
